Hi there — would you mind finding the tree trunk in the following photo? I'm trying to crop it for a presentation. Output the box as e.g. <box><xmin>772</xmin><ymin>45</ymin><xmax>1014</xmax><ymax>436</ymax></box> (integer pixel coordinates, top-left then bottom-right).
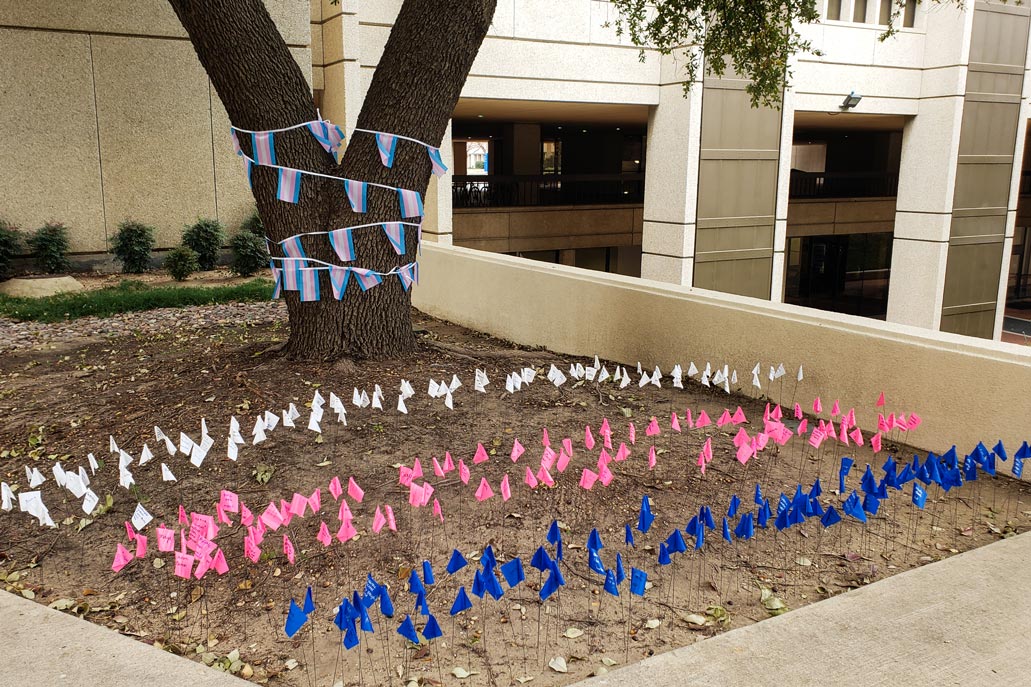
<box><xmin>168</xmin><ymin>0</ymin><xmax>496</xmax><ymax>360</ymax></box>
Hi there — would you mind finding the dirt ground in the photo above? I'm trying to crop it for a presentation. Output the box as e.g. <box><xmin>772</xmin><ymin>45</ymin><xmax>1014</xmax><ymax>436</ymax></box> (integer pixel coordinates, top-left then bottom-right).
<box><xmin>0</xmin><ymin>307</ymin><xmax>1027</xmax><ymax>687</ymax></box>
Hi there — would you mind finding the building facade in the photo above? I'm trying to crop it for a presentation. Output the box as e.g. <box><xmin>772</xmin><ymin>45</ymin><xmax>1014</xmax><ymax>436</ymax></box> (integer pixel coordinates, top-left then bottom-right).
<box><xmin>3</xmin><ymin>1</ymin><xmax>1031</xmax><ymax>341</ymax></box>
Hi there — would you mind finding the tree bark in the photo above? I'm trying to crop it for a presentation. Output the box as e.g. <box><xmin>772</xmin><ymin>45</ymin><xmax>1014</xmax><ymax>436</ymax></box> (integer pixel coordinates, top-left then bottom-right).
<box><xmin>168</xmin><ymin>0</ymin><xmax>495</xmax><ymax>360</ymax></box>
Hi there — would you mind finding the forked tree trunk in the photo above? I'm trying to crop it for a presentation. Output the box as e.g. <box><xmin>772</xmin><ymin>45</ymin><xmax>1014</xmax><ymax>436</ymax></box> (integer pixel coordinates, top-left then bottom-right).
<box><xmin>168</xmin><ymin>0</ymin><xmax>495</xmax><ymax>360</ymax></box>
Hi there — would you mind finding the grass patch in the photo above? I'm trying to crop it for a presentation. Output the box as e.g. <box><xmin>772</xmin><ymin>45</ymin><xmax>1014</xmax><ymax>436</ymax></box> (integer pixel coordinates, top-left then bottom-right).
<box><xmin>0</xmin><ymin>278</ymin><xmax>275</xmax><ymax>323</ymax></box>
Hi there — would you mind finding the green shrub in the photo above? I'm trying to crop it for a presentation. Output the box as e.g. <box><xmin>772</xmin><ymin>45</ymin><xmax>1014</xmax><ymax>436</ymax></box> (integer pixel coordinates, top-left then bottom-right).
<box><xmin>229</xmin><ymin>231</ymin><xmax>270</xmax><ymax>277</ymax></box>
<box><xmin>0</xmin><ymin>220</ymin><xmax>22</xmax><ymax>281</ymax></box>
<box><xmin>28</xmin><ymin>222</ymin><xmax>71</xmax><ymax>274</ymax></box>
<box><xmin>182</xmin><ymin>218</ymin><xmax>226</xmax><ymax>271</ymax></box>
<box><xmin>111</xmin><ymin>220</ymin><xmax>155</xmax><ymax>274</ymax></box>
<box><xmin>164</xmin><ymin>246</ymin><xmax>199</xmax><ymax>282</ymax></box>
<box><xmin>240</xmin><ymin>209</ymin><xmax>264</xmax><ymax>236</ymax></box>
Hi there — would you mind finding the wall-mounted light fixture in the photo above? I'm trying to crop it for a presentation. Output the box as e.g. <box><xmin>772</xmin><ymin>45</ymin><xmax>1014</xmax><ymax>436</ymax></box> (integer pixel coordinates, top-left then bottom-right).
<box><xmin>840</xmin><ymin>92</ymin><xmax>862</xmax><ymax>110</ymax></box>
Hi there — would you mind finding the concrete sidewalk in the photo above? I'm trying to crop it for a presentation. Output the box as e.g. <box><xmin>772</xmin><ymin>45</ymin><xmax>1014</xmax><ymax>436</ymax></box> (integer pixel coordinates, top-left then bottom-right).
<box><xmin>0</xmin><ymin>589</ymin><xmax>248</xmax><ymax>687</ymax></box>
<box><xmin>579</xmin><ymin>531</ymin><xmax>1031</xmax><ymax>687</ymax></box>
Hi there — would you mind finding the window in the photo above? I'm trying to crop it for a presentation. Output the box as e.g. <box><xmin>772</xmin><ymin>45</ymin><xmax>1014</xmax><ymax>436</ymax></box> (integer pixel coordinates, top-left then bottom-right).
<box><xmin>826</xmin><ymin>0</ymin><xmax>841</xmax><ymax>20</ymax></box>
<box><xmin>902</xmin><ymin>1</ymin><xmax>916</xmax><ymax>27</ymax></box>
<box><xmin>542</xmin><ymin>140</ymin><xmax>562</xmax><ymax>175</ymax></box>
<box><xmin>785</xmin><ymin>233</ymin><xmax>894</xmax><ymax>319</ymax></box>
<box><xmin>853</xmin><ymin>0</ymin><xmax>868</xmax><ymax>23</ymax></box>
<box><xmin>879</xmin><ymin>0</ymin><xmax>891</xmax><ymax>25</ymax></box>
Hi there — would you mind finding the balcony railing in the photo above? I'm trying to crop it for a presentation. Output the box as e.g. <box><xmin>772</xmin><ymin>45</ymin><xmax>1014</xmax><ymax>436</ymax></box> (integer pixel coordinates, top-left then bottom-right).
<box><xmin>453</xmin><ymin>173</ymin><xmax>645</xmax><ymax>209</ymax></box>
<box><xmin>1020</xmin><ymin>170</ymin><xmax>1031</xmax><ymax>196</ymax></box>
<box><xmin>789</xmin><ymin>171</ymin><xmax>899</xmax><ymax>199</ymax></box>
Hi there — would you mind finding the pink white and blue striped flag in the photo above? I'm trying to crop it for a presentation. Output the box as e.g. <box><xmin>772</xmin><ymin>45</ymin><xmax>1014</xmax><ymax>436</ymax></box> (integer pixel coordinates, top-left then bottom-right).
<box><xmin>344</xmin><ymin>180</ymin><xmax>368</xmax><ymax>213</ymax></box>
<box><xmin>281</xmin><ymin>264</ymin><xmax>301</xmax><ymax>291</ymax></box>
<box><xmin>298</xmin><ymin>268</ymin><xmax>321</xmax><ymax>302</ymax></box>
<box><xmin>398</xmin><ymin>189</ymin><xmax>423</xmax><ymax>218</ymax></box>
<box><xmin>328</xmin><ymin>228</ymin><xmax>356</xmax><ymax>262</ymax></box>
<box><xmin>270</xmin><ymin>267</ymin><xmax>283</xmax><ymax>299</ymax></box>
<box><xmin>242</xmin><ymin>158</ymin><xmax>253</xmax><ymax>189</ymax></box>
<box><xmin>329</xmin><ymin>266</ymin><xmax>351</xmax><ymax>299</ymax></box>
<box><xmin>230</xmin><ymin>130</ymin><xmax>243</xmax><ymax>157</ymax></box>
<box><xmin>351</xmin><ymin>268</ymin><xmax>384</xmax><ymax>292</ymax></box>
<box><xmin>381</xmin><ymin>223</ymin><xmax>406</xmax><ymax>255</ymax></box>
<box><xmin>306</xmin><ymin>121</ymin><xmax>346</xmax><ymax>156</ymax></box>
<box><xmin>376</xmin><ymin>133</ymin><xmax>398</xmax><ymax>168</ymax></box>
<box><xmin>276</xmin><ymin>168</ymin><xmax>302</xmax><ymax>204</ymax></box>
<box><xmin>427</xmin><ymin>147</ymin><xmax>448</xmax><ymax>176</ymax></box>
<box><xmin>251</xmin><ymin>132</ymin><xmax>277</xmax><ymax>166</ymax></box>
<box><xmin>280</xmin><ymin>236</ymin><xmax>308</xmax><ymax>267</ymax></box>
<box><xmin>397</xmin><ymin>262</ymin><xmax>419</xmax><ymax>291</ymax></box>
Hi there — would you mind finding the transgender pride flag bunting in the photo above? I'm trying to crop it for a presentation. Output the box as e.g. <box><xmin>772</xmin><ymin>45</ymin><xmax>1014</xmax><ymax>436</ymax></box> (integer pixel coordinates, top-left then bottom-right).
<box><xmin>251</xmin><ymin>132</ymin><xmax>277</xmax><ymax>166</ymax></box>
<box><xmin>242</xmin><ymin>158</ymin><xmax>253</xmax><ymax>189</ymax></box>
<box><xmin>276</xmin><ymin>168</ymin><xmax>302</xmax><ymax>204</ymax></box>
<box><xmin>280</xmin><ymin>236</ymin><xmax>308</xmax><ymax>267</ymax></box>
<box><xmin>298</xmin><ymin>268</ymin><xmax>321</xmax><ymax>302</ymax></box>
<box><xmin>427</xmin><ymin>147</ymin><xmax>448</xmax><ymax>176</ymax></box>
<box><xmin>351</xmin><ymin>268</ymin><xmax>383</xmax><ymax>292</ymax></box>
<box><xmin>230</xmin><ymin>130</ymin><xmax>243</xmax><ymax>157</ymax></box>
<box><xmin>376</xmin><ymin>133</ymin><xmax>398</xmax><ymax>168</ymax></box>
<box><xmin>397</xmin><ymin>263</ymin><xmax>419</xmax><ymax>291</ymax></box>
<box><xmin>270</xmin><ymin>266</ymin><xmax>283</xmax><ymax>299</ymax></box>
<box><xmin>329</xmin><ymin>267</ymin><xmax>351</xmax><ymax>299</ymax></box>
<box><xmin>381</xmin><ymin>223</ymin><xmax>406</xmax><ymax>255</ymax></box>
<box><xmin>344</xmin><ymin>180</ymin><xmax>368</xmax><ymax>213</ymax></box>
<box><xmin>281</xmin><ymin>264</ymin><xmax>301</xmax><ymax>291</ymax></box>
<box><xmin>328</xmin><ymin>228</ymin><xmax>356</xmax><ymax>262</ymax></box>
<box><xmin>398</xmin><ymin>189</ymin><xmax>423</xmax><ymax>218</ymax></box>
<box><xmin>307</xmin><ymin>121</ymin><xmax>345</xmax><ymax>156</ymax></box>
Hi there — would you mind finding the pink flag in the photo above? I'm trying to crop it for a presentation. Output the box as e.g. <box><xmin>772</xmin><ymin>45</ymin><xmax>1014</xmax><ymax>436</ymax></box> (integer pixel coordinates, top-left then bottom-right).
<box><xmin>645</xmin><ymin>417</ymin><xmax>661</xmax><ymax>436</ymax></box>
<box><xmin>279</xmin><ymin>499</ymin><xmax>294</xmax><ymax>527</ymax></box>
<box><xmin>458</xmin><ymin>459</ymin><xmax>470</xmax><ymax>484</ymax></box>
<box><xmin>839</xmin><ymin>423</ymin><xmax>850</xmax><ymax>445</ymax></box>
<box><xmin>716</xmin><ymin>410</ymin><xmax>732</xmax><ymax>428</ymax></box>
<box><xmin>808</xmin><ymin>429</ymin><xmax>825</xmax><ymax>449</ymax></box>
<box><xmin>500</xmin><ymin>474</ymin><xmax>512</xmax><ymax>501</ymax></box>
<box><xmin>347</xmin><ymin>477</ymin><xmax>365</xmax><ymax>502</ymax></box>
<box><xmin>317</xmin><ymin>521</ymin><xmax>332</xmax><ymax>546</ymax></box>
<box><xmin>733</xmin><ymin>427</ymin><xmax>750</xmax><ymax>448</ymax></box>
<box><xmin>212</xmin><ymin>549</ymin><xmax>229</xmax><ymax>575</ymax></box>
<box><xmin>826</xmin><ymin>419</ymin><xmax>836</xmax><ymax>441</ymax></box>
<box><xmin>475</xmin><ymin>477</ymin><xmax>494</xmax><ymax>501</ymax></box>
<box><xmin>831</xmin><ymin>399</ymin><xmax>841</xmax><ymax>417</ymax></box>
<box><xmin>173</xmin><ymin>551</ymin><xmax>194</xmax><ymax>579</ymax></box>
<box><xmin>474</xmin><ymin>443</ymin><xmax>490</xmax><ymax>464</ymax></box>
<box><xmin>797</xmin><ymin>418</ymin><xmax>808</xmax><ymax>435</ymax></box>
<box><xmin>156</xmin><ymin>525</ymin><xmax>174</xmax><ymax>552</ymax></box>
<box><xmin>398</xmin><ymin>466</ymin><xmax>414</xmax><ymax>487</ymax></box>
<box><xmin>337</xmin><ymin>518</ymin><xmax>357</xmax><ymax>543</ymax></box>
<box><xmin>813</xmin><ymin>397</ymin><xmax>822</xmax><ymax>414</ymax></box>
<box><xmin>542</xmin><ymin>427</ymin><xmax>551</xmax><ymax>447</ymax></box>
<box><xmin>876</xmin><ymin>391</ymin><xmax>886</xmax><ymax>407</ymax></box>
<box><xmin>243</xmin><ymin>536</ymin><xmax>261</xmax><ymax>563</ymax></box>
<box><xmin>443</xmin><ymin>451</ymin><xmax>455</xmax><ymax>472</ymax></box>
<box><xmin>511</xmin><ymin>438</ymin><xmax>525</xmax><ymax>462</ymax></box>
<box><xmin>420</xmin><ymin>482</ymin><xmax>434</xmax><ymax>507</ymax></box>
<box><xmin>290</xmin><ymin>492</ymin><xmax>308</xmax><ymax>518</ymax></box>
<box><xmin>135</xmin><ymin>536</ymin><xmax>148</xmax><ymax>559</ymax></box>
<box><xmin>732</xmin><ymin>406</ymin><xmax>747</xmax><ymax>425</ymax></box>
<box><xmin>755</xmin><ymin>432</ymin><xmax>769</xmax><ymax>452</ymax></box>
<box><xmin>125</xmin><ymin>521</ymin><xmax>136</xmax><ymax>542</ymax></box>
<box><xmin>584</xmin><ymin>426</ymin><xmax>596</xmax><ymax>450</ymax></box>
<box><xmin>538</xmin><ymin>466</ymin><xmax>555</xmax><ymax>487</ymax></box>
<box><xmin>871</xmin><ymin>433</ymin><xmax>882</xmax><ymax>453</ymax></box>
<box><xmin>845</xmin><ymin>408</ymin><xmax>856</xmax><ymax>428</ymax></box>
<box><xmin>897</xmin><ymin>413</ymin><xmax>908</xmax><ymax>431</ymax></box>
<box><xmin>562</xmin><ymin>437</ymin><xmax>574</xmax><ymax>457</ymax></box>
<box><xmin>695</xmin><ymin>410</ymin><xmax>711</xmax><ymax>428</ymax></box>
<box><xmin>597</xmin><ymin>448</ymin><xmax>612</xmax><ymax>469</ymax></box>
<box><xmin>283</xmin><ymin>535</ymin><xmax>296</xmax><ymax>565</ymax></box>
<box><xmin>194</xmin><ymin>555</ymin><xmax>212</xmax><ymax>579</ymax></box>
<box><xmin>398</xmin><ymin>188</ymin><xmax>424</xmax><ymax>218</ymax></box>
<box><xmin>907</xmin><ymin>412</ymin><xmax>922</xmax><ymax>430</ymax></box>
<box><xmin>216</xmin><ymin>505</ymin><xmax>231</xmax><ymax>526</ymax></box>
<box><xmin>412</xmin><ymin>457</ymin><xmax>424</xmax><ymax>479</ymax></box>
<box><xmin>408</xmin><ymin>482</ymin><xmax>425</xmax><ymax>507</ymax></box>
<box><xmin>794</xmin><ymin>403</ymin><xmax>803</xmax><ymax>420</ymax></box>
<box><xmin>671</xmin><ymin>412</ymin><xmax>682</xmax><ymax>432</ymax></box>
<box><xmin>309</xmin><ymin>489</ymin><xmax>322</xmax><ymax>514</ymax></box>
<box><xmin>178</xmin><ymin>505</ymin><xmax>188</xmax><ymax>526</ymax></box>
<box><xmin>598</xmin><ymin>462</ymin><xmax>614</xmax><ymax>486</ymax></box>
<box><xmin>600</xmin><ymin>418</ymin><xmax>612</xmax><ymax>437</ymax></box>
<box><xmin>684</xmin><ymin>409</ymin><xmax>694</xmax><ymax>429</ymax></box>
<box><xmin>648</xmin><ymin>445</ymin><xmax>657</xmax><ymax>470</ymax></box>
<box><xmin>219</xmin><ymin>490</ymin><xmax>240</xmax><ymax>513</ymax></box>
<box><xmin>524</xmin><ymin>466</ymin><xmax>539</xmax><ymax>488</ymax></box>
<box><xmin>338</xmin><ymin>498</ymin><xmax>352</xmax><ymax>522</ymax></box>
<box><xmin>771</xmin><ymin>405</ymin><xmax>782</xmax><ymax>421</ymax></box>
<box><xmin>372</xmin><ymin>507</ymin><xmax>386</xmax><ymax>533</ymax></box>
<box><xmin>260</xmin><ymin>503</ymin><xmax>283</xmax><ymax>531</ymax></box>
<box><xmin>579</xmin><ymin>468</ymin><xmax>598</xmax><ymax>490</ymax></box>
<box><xmin>433</xmin><ymin>499</ymin><xmax>444</xmax><ymax>522</ymax></box>
<box><xmin>887</xmin><ymin>412</ymin><xmax>897</xmax><ymax>430</ymax></box>
<box><xmin>541</xmin><ymin>446</ymin><xmax>557</xmax><ymax>471</ymax></box>
<box><xmin>736</xmin><ymin>443</ymin><xmax>752</xmax><ymax>465</ymax></box>
<box><xmin>240</xmin><ymin>503</ymin><xmax>253</xmax><ymax>527</ymax></box>
<box><xmin>628</xmin><ymin>422</ymin><xmax>637</xmax><ymax>445</ymax></box>
<box><xmin>849</xmin><ymin>428</ymin><xmax>864</xmax><ymax>445</ymax></box>
<box><xmin>556</xmin><ymin>450</ymin><xmax>571</xmax><ymax>473</ymax></box>
<box><xmin>385</xmin><ymin>506</ymin><xmax>397</xmax><ymax>531</ymax></box>
<box><xmin>432</xmin><ymin>456</ymin><xmax>445</xmax><ymax>477</ymax></box>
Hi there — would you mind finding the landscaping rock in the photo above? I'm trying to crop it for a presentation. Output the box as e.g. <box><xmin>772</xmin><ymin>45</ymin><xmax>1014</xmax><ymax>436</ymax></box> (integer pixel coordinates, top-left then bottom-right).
<box><xmin>0</xmin><ymin>276</ymin><xmax>85</xmax><ymax>298</ymax></box>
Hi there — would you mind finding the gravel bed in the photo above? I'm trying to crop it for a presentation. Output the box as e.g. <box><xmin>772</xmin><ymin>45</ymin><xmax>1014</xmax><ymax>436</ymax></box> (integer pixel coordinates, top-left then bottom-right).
<box><xmin>0</xmin><ymin>301</ymin><xmax>288</xmax><ymax>353</ymax></box>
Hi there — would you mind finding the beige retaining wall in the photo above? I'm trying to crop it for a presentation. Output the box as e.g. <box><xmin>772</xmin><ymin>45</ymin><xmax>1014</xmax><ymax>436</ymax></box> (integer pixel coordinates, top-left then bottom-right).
<box><xmin>413</xmin><ymin>243</ymin><xmax>1031</xmax><ymax>454</ymax></box>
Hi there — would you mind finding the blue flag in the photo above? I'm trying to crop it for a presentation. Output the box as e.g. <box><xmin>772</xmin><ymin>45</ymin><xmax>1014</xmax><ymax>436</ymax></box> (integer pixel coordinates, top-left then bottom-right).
<box><xmin>397</xmin><ymin>615</ymin><xmax>420</xmax><ymax>644</ymax></box>
<box><xmin>540</xmin><ymin>571</ymin><xmax>561</xmax><ymax>601</ymax></box>
<box><xmin>447</xmin><ymin>549</ymin><xmax>468</xmax><ymax>574</ymax></box>
<box><xmin>722</xmin><ymin>517</ymin><xmax>732</xmax><ymax>543</ymax></box>
<box><xmin>482</xmin><ymin>545</ymin><xmax>497</xmax><ymax>571</ymax></box>
<box><xmin>943</xmin><ymin>446</ymin><xmax>958</xmax><ymax>470</ymax></box>
<box><xmin>303</xmin><ymin>586</ymin><xmax>315</xmax><ymax>614</ymax></box>
<box><xmin>547</xmin><ymin>520</ymin><xmax>562</xmax><ymax>546</ymax></box>
<box><xmin>774</xmin><ymin>508</ymin><xmax>790</xmax><ymax>531</ymax></box>
<box><xmin>360</xmin><ymin>603</ymin><xmax>375</xmax><ymax>631</ymax></box>
<box><xmin>423</xmin><ymin>560</ymin><xmax>435</xmax><ymax>586</ymax></box>
<box><xmin>860</xmin><ymin>465</ymin><xmax>877</xmax><ymax>494</ymax></box>
<box><xmin>604</xmin><ymin>569</ymin><xmax>619</xmax><ymax>597</ymax></box>
<box><xmin>809</xmin><ymin>497</ymin><xmax>825</xmax><ymax>517</ymax></box>
<box><xmin>423</xmin><ymin>613</ymin><xmax>443</xmax><ymax>640</ymax></box>
<box><xmin>734</xmin><ymin>512</ymin><xmax>754</xmax><ymax>540</ymax></box>
<box><xmin>333</xmin><ymin>599</ymin><xmax>353</xmax><ymax>632</ymax></box>
<box><xmin>839</xmin><ymin>457</ymin><xmax>854</xmax><ymax>494</ymax></box>
<box><xmin>530</xmin><ymin>546</ymin><xmax>552</xmax><ymax>573</ymax></box>
<box><xmin>1016</xmin><ymin>441</ymin><xmax>1031</xmax><ymax>460</ymax></box>
<box><xmin>471</xmin><ymin>570</ymin><xmax>486</xmax><ymax>599</ymax></box>
<box><xmin>557</xmin><ymin>539</ymin><xmax>564</xmax><ymax>562</ymax></box>
<box><xmin>450</xmin><ymin>587</ymin><xmax>472</xmax><ymax>615</ymax></box>
<box><xmin>615</xmin><ymin>553</ymin><xmax>626</xmax><ymax>585</ymax></box>
<box><xmin>362</xmin><ymin>574</ymin><xmax>380</xmax><ymax>608</ymax></box>
<box><xmin>630</xmin><ymin>568</ymin><xmax>647</xmax><ymax>597</ymax></box>
<box><xmin>777</xmin><ymin>493</ymin><xmax>790</xmax><ymax>516</ymax></box>
<box><xmin>727</xmin><ymin>494</ymin><xmax>741</xmax><ymax>519</ymax></box>
<box><xmin>963</xmin><ymin>455</ymin><xmax>978</xmax><ymax>482</ymax></box>
<box><xmin>547</xmin><ymin>557</ymin><xmax>566</xmax><ymax>587</ymax></box>
<box><xmin>862</xmin><ymin>492</ymin><xmax>880</xmax><ymax>516</ymax></box>
<box><xmin>625</xmin><ymin>523</ymin><xmax>635</xmax><ymax>547</ymax></box>
<box><xmin>285</xmin><ymin>598</ymin><xmax>308</xmax><ymax>638</ymax></box>
<box><xmin>637</xmin><ymin>495</ymin><xmax>654</xmax><ymax>533</ymax></box>
<box><xmin>658</xmin><ymin>542</ymin><xmax>671</xmax><ymax>566</ymax></box>
<box><xmin>821</xmin><ymin>505</ymin><xmax>842</xmax><ymax>528</ymax></box>
<box><xmin>379</xmin><ymin>586</ymin><xmax>395</xmax><ymax>618</ymax></box>
<box><xmin>686</xmin><ymin>515</ymin><xmax>699</xmax><ymax>536</ymax></box>
<box><xmin>701</xmin><ymin>506</ymin><xmax>715</xmax><ymax>530</ymax></box>
<box><xmin>912</xmin><ymin>483</ymin><xmax>927</xmax><ymax>509</ymax></box>
<box><xmin>500</xmin><ymin>558</ymin><xmax>525</xmax><ymax>588</ymax></box>
<box><xmin>694</xmin><ymin>522</ymin><xmax>705</xmax><ymax>550</ymax></box>
<box><xmin>588</xmin><ymin>528</ymin><xmax>604</xmax><ymax>551</ymax></box>
<box><xmin>414</xmin><ymin>591</ymin><xmax>429</xmax><ymax>616</ymax></box>
<box><xmin>1013</xmin><ymin>455</ymin><xmax>1024</xmax><ymax>479</ymax></box>
<box><xmin>809</xmin><ymin>478</ymin><xmax>822</xmax><ymax>499</ymax></box>
<box><xmin>994</xmin><ymin>440</ymin><xmax>1008</xmax><ymax>462</ymax></box>
<box><xmin>484</xmin><ymin>570</ymin><xmax>505</xmax><ymax>601</ymax></box>
<box><xmin>588</xmin><ymin>547</ymin><xmax>606</xmax><ymax>575</ymax></box>
<box><xmin>754</xmin><ymin>483</ymin><xmax>763</xmax><ymax>506</ymax></box>
<box><xmin>408</xmin><ymin>568</ymin><xmax>425</xmax><ymax>597</ymax></box>
<box><xmin>666</xmin><ymin>529</ymin><xmax>687</xmax><ymax>554</ymax></box>
<box><xmin>343</xmin><ymin>626</ymin><xmax>360</xmax><ymax>649</ymax></box>
<box><xmin>757</xmin><ymin>501</ymin><xmax>771</xmax><ymax>529</ymax></box>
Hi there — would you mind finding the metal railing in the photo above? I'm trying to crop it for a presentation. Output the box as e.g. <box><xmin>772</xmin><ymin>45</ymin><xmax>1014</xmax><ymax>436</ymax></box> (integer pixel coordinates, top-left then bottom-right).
<box><xmin>453</xmin><ymin>173</ymin><xmax>645</xmax><ymax>209</ymax></box>
<box><xmin>789</xmin><ymin>170</ymin><xmax>899</xmax><ymax>199</ymax></box>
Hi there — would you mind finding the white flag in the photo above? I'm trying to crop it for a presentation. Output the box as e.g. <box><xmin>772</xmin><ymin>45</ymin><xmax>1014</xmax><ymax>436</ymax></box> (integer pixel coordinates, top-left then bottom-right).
<box><xmin>161</xmin><ymin>463</ymin><xmax>177</xmax><ymax>482</ymax></box>
<box><xmin>474</xmin><ymin>369</ymin><xmax>489</xmax><ymax>393</ymax></box>
<box><xmin>131</xmin><ymin>503</ymin><xmax>153</xmax><ymax>531</ymax></box>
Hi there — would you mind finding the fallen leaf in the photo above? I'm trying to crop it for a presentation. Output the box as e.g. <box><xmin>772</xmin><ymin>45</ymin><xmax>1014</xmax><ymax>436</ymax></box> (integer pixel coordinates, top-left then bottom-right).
<box><xmin>594</xmin><ymin>667</ymin><xmax>608</xmax><ymax>677</ymax></box>
<box><xmin>20</xmin><ymin>589</ymin><xmax>34</xmax><ymax>600</ymax></box>
<box><xmin>601</xmin><ymin>657</ymin><xmax>618</xmax><ymax>667</ymax></box>
<box><xmin>548</xmin><ymin>657</ymin><xmax>568</xmax><ymax>673</ymax></box>
<box><xmin>452</xmin><ymin>667</ymin><xmax>479</xmax><ymax>679</ymax></box>
<box><xmin>683</xmin><ymin>613</ymin><xmax>708</xmax><ymax>626</ymax></box>
<box><xmin>284</xmin><ymin>658</ymin><xmax>299</xmax><ymax>671</ymax></box>
<box><xmin>644</xmin><ymin>618</ymin><xmax>661</xmax><ymax>629</ymax></box>
<box><xmin>152</xmin><ymin>559</ymin><xmax>165</xmax><ymax>569</ymax></box>
<box><xmin>514</xmin><ymin>677</ymin><xmax>534</xmax><ymax>684</ymax></box>
<box><xmin>563</xmin><ymin>627</ymin><xmax>584</xmax><ymax>639</ymax></box>
<box><xmin>795</xmin><ymin>557</ymin><xmax>812</xmax><ymax>567</ymax></box>
<box><xmin>48</xmin><ymin>598</ymin><xmax>76</xmax><ymax>610</ymax></box>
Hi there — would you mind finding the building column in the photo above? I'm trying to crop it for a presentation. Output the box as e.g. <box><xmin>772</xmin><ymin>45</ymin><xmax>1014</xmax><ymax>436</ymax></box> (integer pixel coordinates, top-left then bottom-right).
<box><xmin>422</xmin><ymin>121</ymin><xmax>453</xmax><ymax>245</ymax></box>
<box><xmin>640</xmin><ymin>52</ymin><xmax>702</xmax><ymax>285</ymax></box>
<box><xmin>770</xmin><ymin>85</ymin><xmax>797</xmax><ymax>303</ymax></box>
